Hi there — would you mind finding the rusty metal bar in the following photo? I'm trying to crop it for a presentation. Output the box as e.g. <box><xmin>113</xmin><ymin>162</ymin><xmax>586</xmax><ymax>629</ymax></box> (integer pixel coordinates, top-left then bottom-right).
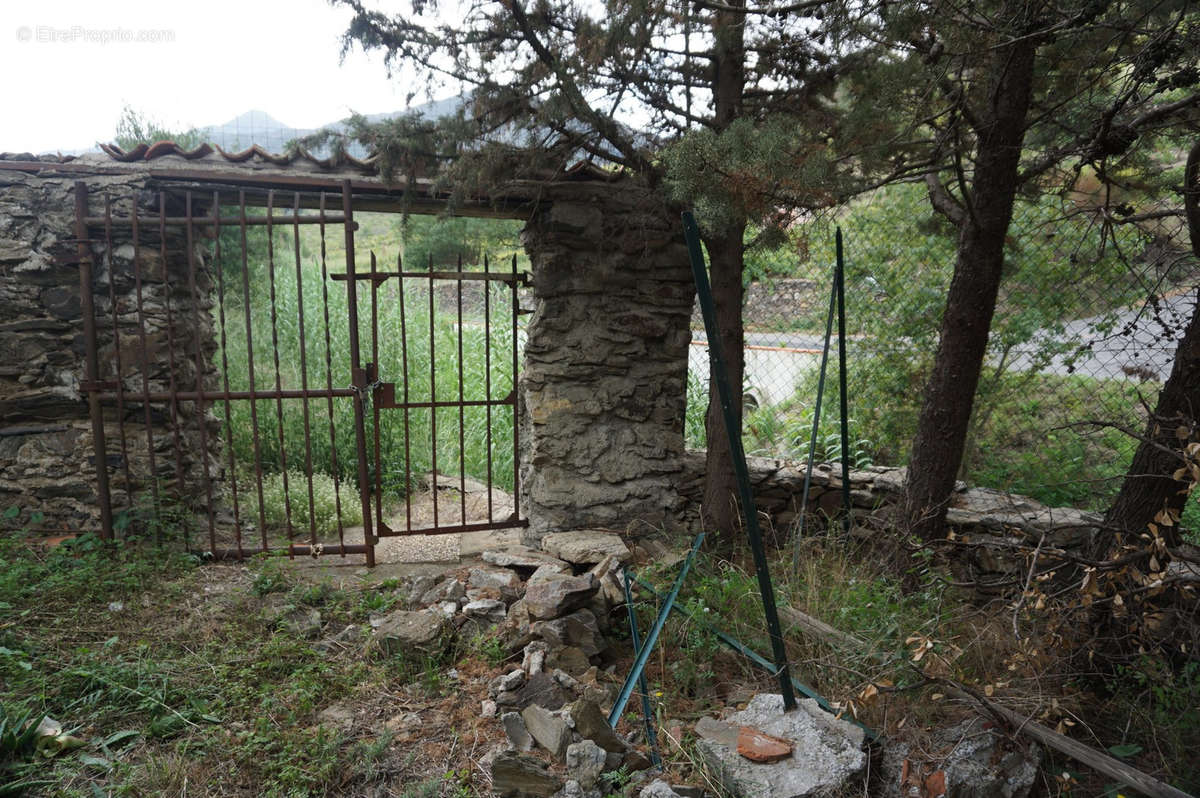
<box><xmin>318</xmin><ymin>193</ymin><xmax>347</xmax><ymax>555</ymax></box>
<box><xmin>284</xmin><ymin>543</ymin><xmax>370</xmax><ymax>557</ymax></box>
<box><xmin>130</xmin><ymin>191</ymin><xmax>162</xmax><ymax>537</ymax></box>
<box><xmin>376</xmin><ymin>517</ymin><xmax>530</xmax><ymax>538</ymax></box>
<box><xmin>428</xmin><ymin>253</ymin><xmax>439</xmax><ymax>530</ymax></box>
<box><xmin>360</xmin><ymin>389</ymin><xmax>518</xmax><ymax>411</ymax></box>
<box><xmin>102</xmin><ymin>195</ymin><xmax>134</xmax><ymax>514</ymax></box>
<box><xmin>292</xmin><ymin>193</ymin><xmax>318</xmax><ymax>547</ymax></box>
<box><xmin>331</xmin><ymin>269</ymin><xmax>527</xmax><ymax>284</ymax></box>
<box><xmin>157</xmin><ymin>193</ymin><xmax>189</xmax><ymax>548</ymax></box>
<box><xmin>213</xmin><ymin>192</ymin><xmax>244</xmax><ymax>558</ymax></box>
<box><xmin>85</xmin><ymin>213</ymin><xmax>351</xmax><ymax>228</ymax></box>
<box><xmin>370</xmin><ymin>251</ymin><xmax>384</xmax><ymax>537</ymax></box>
<box><xmin>397</xmin><ymin>254</ymin><xmax>413</xmax><ymax>533</ymax></box>
<box><xmin>237</xmin><ymin>190</ymin><xmax>269</xmax><ymax>551</ymax></box>
<box><xmin>73</xmin><ymin>182</ymin><xmax>114</xmax><ymax>541</ymax></box>
<box><xmin>511</xmin><ymin>254</ymin><xmax>521</xmax><ymax>520</ymax></box>
<box><xmin>484</xmin><ymin>255</ymin><xmax>494</xmax><ymax>523</ymax></box>
<box><xmin>94</xmin><ymin>388</ymin><xmax>358</xmax><ymax>403</ymax></box>
<box><xmin>457</xmin><ymin>255</ymin><xmax>467</xmax><ymax>525</ymax></box>
<box><xmin>207</xmin><ymin>542</ymin><xmax>372</xmax><ymax>560</ymax></box>
<box><xmin>184</xmin><ymin>192</ymin><xmax>217</xmax><ymax>553</ymax></box>
<box><xmin>265</xmin><ymin>190</ymin><xmax>295</xmax><ymax>552</ymax></box>
<box><xmin>341</xmin><ymin>180</ymin><xmax>376</xmax><ymax>567</ymax></box>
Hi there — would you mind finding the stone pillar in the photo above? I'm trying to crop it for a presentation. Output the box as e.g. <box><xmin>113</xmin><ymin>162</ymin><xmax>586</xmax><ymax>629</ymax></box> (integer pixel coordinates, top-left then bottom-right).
<box><xmin>519</xmin><ymin>179</ymin><xmax>694</xmax><ymax>544</ymax></box>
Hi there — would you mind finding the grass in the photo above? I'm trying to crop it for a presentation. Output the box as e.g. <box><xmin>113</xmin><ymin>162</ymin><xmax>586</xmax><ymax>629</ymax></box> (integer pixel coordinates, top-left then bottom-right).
<box><xmin>207</xmin><ymin>216</ymin><xmax>521</xmax><ymax>539</ymax></box>
<box><xmin>963</xmin><ymin>372</ymin><xmax>1147</xmax><ymax>508</ymax></box>
<box><xmin>687</xmin><ymin>359</ymin><xmax>1155</xmax><ymax>513</ymax></box>
<box><xmin>0</xmin><ymin>514</ymin><xmax>516</xmax><ymax>797</ymax></box>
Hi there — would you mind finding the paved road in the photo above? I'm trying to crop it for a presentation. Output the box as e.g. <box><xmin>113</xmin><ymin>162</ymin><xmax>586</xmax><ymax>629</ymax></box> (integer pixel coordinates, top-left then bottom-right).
<box><xmin>1008</xmin><ymin>291</ymin><xmax>1195</xmax><ymax>381</ymax></box>
<box><xmin>689</xmin><ymin>329</ymin><xmax>827</xmax><ymax>406</ymax></box>
<box><xmin>689</xmin><ymin>291</ymin><xmax>1197</xmax><ymax>406</ymax></box>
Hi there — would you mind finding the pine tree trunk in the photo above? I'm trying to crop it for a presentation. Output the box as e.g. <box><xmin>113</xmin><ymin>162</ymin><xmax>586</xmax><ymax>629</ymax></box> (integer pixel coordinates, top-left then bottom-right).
<box><xmin>903</xmin><ymin>35</ymin><xmax>1038</xmax><ymax>542</ymax></box>
<box><xmin>699</xmin><ymin>0</ymin><xmax>748</xmax><ymax>542</ymax></box>
<box><xmin>1099</xmin><ymin>140</ymin><xmax>1200</xmax><ymax>555</ymax></box>
<box><xmin>701</xmin><ymin>228</ymin><xmax>747</xmax><ymax>539</ymax></box>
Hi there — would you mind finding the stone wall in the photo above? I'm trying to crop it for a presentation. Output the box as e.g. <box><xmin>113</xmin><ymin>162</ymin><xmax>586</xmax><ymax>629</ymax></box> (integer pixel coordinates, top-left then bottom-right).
<box><xmin>519</xmin><ymin>181</ymin><xmax>694</xmax><ymax>543</ymax></box>
<box><xmin>691</xmin><ymin>277</ymin><xmax>823</xmax><ymax>330</ymax></box>
<box><xmin>679</xmin><ymin>451</ymin><xmax>1100</xmax><ymax>576</ymax></box>
<box><xmin>0</xmin><ymin>161</ymin><xmax>217</xmax><ymax>533</ymax></box>
<box><xmin>1</xmin><ymin>157</ymin><xmax>696</xmax><ymax>548</ymax></box>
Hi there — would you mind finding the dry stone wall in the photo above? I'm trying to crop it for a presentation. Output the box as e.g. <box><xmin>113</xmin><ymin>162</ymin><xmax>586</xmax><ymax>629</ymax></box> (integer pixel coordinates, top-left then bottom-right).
<box><xmin>679</xmin><ymin>450</ymin><xmax>1101</xmax><ymax>580</ymax></box>
<box><xmin>519</xmin><ymin>181</ymin><xmax>694</xmax><ymax>544</ymax></box>
<box><xmin>0</xmin><ymin>160</ymin><xmax>217</xmax><ymax>533</ymax></box>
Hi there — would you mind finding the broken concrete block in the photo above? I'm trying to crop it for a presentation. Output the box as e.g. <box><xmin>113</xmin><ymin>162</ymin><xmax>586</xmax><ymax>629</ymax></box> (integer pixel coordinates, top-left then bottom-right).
<box><xmin>484</xmin><ymin>546</ymin><xmax>569</xmax><ymax>572</ymax></box>
<box><xmin>420</xmin><ymin>577</ymin><xmax>466</xmax><ymax>605</ymax></box>
<box><xmin>502</xmin><ymin>711</ymin><xmax>534</xmax><ymax>752</ymax></box>
<box><xmin>639</xmin><ymin>781</ymin><xmax>685</xmax><ymax>798</ymax></box>
<box><xmin>531</xmin><ymin>609</ymin><xmax>603</xmax><ymax>658</ymax></box>
<box><xmin>513</xmin><ymin>671</ymin><xmax>572</xmax><ymax>711</ymax></box>
<box><xmin>464</xmin><ymin>598</ymin><xmax>508</xmax><ymax>624</ymax></box>
<box><xmin>373</xmin><ymin>609</ymin><xmax>447</xmax><ymax>655</ymax></box>
<box><xmin>695</xmin><ymin>694</ymin><xmax>865</xmax><ymax>798</ymax></box>
<box><xmin>569</xmin><ymin>699</ymin><xmax>628</xmax><ymax>754</ymax></box>
<box><xmin>566</xmin><ymin>740</ymin><xmax>607</xmax><ymax>790</ymax></box>
<box><xmin>528</xmin><ymin>562</ymin><xmax>572</xmax><ymax>585</ymax></box>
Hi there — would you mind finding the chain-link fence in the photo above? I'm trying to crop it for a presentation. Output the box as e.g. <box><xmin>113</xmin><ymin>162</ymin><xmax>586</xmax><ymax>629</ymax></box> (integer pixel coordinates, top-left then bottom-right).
<box><xmin>688</xmin><ymin>180</ymin><xmax>1198</xmax><ymax>514</ymax></box>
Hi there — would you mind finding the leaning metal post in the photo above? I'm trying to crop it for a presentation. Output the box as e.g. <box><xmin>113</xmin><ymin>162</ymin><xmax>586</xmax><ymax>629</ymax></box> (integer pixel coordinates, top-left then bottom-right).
<box><xmin>681</xmin><ymin>211</ymin><xmax>796</xmax><ymax>711</ymax></box>
<box><xmin>608</xmin><ymin>530</ymin><xmax>705</xmax><ymax>727</ymax></box>
<box><xmin>835</xmin><ymin>228</ymin><xmax>853</xmax><ymax>535</ymax></box>
<box><xmin>792</xmin><ymin>255</ymin><xmax>839</xmax><ymax>576</ymax></box>
<box><xmin>791</xmin><ymin>227</ymin><xmax>855</xmax><ymax>575</ymax></box>
<box><xmin>621</xmin><ymin>567</ymin><xmax>663</xmax><ymax>766</ymax></box>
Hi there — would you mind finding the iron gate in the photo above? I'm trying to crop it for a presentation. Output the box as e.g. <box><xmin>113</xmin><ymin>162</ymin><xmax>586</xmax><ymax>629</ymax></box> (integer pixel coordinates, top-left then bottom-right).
<box><xmin>75</xmin><ymin>179</ymin><xmax>527</xmax><ymax>565</ymax></box>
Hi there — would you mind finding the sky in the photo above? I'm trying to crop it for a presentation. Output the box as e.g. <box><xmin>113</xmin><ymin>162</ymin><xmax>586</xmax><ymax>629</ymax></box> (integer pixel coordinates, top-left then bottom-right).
<box><xmin>1</xmin><ymin>0</ymin><xmax>432</xmax><ymax>154</ymax></box>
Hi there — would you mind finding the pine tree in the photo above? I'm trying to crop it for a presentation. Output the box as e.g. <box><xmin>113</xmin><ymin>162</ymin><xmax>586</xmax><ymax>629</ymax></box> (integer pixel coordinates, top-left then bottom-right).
<box><xmin>326</xmin><ymin>0</ymin><xmax>892</xmax><ymax>539</ymax></box>
<box><xmin>877</xmin><ymin>0</ymin><xmax>1200</xmax><ymax>541</ymax></box>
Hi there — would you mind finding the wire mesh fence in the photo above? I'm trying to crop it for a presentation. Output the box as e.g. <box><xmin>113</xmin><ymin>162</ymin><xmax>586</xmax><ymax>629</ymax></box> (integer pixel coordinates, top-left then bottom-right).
<box><xmin>688</xmin><ymin>181</ymin><xmax>1199</xmax><ymax>513</ymax></box>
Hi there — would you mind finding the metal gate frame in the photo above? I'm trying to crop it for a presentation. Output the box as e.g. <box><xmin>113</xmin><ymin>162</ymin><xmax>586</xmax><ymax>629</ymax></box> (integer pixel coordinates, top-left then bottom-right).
<box><xmin>76</xmin><ymin>177</ymin><xmax>527</xmax><ymax>564</ymax></box>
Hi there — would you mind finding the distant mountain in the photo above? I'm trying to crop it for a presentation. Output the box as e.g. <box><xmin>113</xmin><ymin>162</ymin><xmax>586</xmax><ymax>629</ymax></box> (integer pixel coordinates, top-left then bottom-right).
<box><xmin>196</xmin><ymin>110</ymin><xmax>313</xmax><ymax>154</ymax></box>
<box><xmin>197</xmin><ymin>95</ymin><xmax>468</xmax><ymax>157</ymax></box>
<box><xmin>22</xmin><ymin>95</ymin><xmax>468</xmax><ymax>158</ymax></box>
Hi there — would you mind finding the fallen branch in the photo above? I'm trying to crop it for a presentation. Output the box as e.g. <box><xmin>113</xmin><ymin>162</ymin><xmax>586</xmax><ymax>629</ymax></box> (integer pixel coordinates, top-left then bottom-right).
<box><xmin>940</xmin><ymin>681</ymin><xmax>1195</xmax><ymax>798</ymax></box>
<box><xmin>780</xmin><ymin>605</ymin><xmax>1198</xmax><ymax>798</ymax></box>
<box><xmin>778</xmin><ymin>605</ymin><xmax>872</xmax><ymax>654</ymax></box>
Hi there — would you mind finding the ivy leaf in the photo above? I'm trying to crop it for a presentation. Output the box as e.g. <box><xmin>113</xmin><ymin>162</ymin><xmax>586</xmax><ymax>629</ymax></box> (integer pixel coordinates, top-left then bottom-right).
<box><xmin>1107</xmin><ymin>743</ymin><xmax>1142</xmax><ymax>759</ymax></box>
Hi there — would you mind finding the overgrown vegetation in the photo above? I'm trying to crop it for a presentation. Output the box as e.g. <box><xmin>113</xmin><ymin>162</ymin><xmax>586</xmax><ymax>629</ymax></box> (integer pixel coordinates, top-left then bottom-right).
<box><xmin>686</xmin><ymin>178</ymin><xmax>1192</xmax><ymax>514</ymax></box>
<box><xmin>625</xmin><ymin>529</ymin><xmax>1200</xmax><ymax>795</ymax></box>
<box><xmin>209</xmin><ymin>212</ymin><xmax>524</xmax><ymax>536</ymax></box>
<box><xmin>0</xmin><ymin>512</ymin><xmax>510</xmax><ymax>796</ymax></box>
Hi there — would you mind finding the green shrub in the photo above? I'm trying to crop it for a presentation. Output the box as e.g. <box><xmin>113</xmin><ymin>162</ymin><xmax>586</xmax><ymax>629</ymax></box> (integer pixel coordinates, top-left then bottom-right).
<box><xmin>260</xmin><ymin>469</ymin><xmax>363</xmax><ymax>535</ymax></box>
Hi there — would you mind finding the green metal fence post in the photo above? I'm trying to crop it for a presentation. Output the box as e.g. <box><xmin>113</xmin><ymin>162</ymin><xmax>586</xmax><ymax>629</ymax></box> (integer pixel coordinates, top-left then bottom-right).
<box><xmin>681</xmin><ymin>211</ymin><xmax>796</xmax><ymax>711</ymax></box>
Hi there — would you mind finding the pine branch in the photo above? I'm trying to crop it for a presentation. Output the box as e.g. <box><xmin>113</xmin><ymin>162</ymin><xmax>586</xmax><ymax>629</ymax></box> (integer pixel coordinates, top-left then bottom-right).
<box><xmin>504</xmin><ymin>0</ymin><xmax>649</xmax><ymax>172</ymax></box>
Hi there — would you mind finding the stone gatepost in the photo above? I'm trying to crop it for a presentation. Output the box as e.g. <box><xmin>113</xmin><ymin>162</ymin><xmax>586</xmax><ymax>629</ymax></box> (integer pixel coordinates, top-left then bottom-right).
<box><xmin>519</xmin><ymin>179</ymin><xmax>695</xmax><ymax>544</ymax></box>
<box><xmin>0</xmin><ymin>161</ymin><xmax>217</xmax><ymax>534</ymax></box>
